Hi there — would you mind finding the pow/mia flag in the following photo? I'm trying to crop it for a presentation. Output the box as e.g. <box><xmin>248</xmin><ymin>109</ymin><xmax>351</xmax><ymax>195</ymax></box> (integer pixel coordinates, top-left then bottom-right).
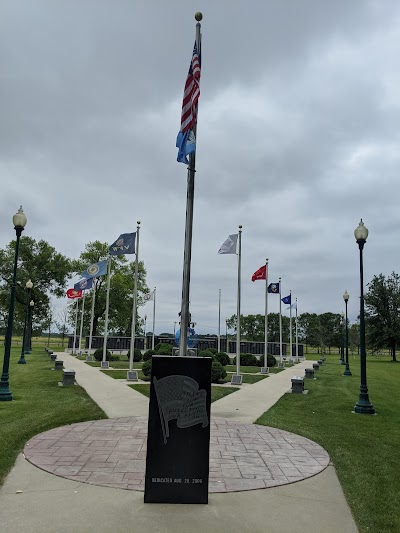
<box><xmin>109</xmin><ymin>232</ymin><xmax>136</xmax><ymax>255</ymax></box>
<box><xmin>153</xmin><ymin>375</ymin><xmax>209</xmax><ymax>444</ymax></box>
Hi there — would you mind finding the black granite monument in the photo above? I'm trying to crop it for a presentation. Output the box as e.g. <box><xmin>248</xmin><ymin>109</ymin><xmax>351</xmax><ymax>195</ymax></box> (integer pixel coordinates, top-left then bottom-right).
<box><xmin>144</xmin><ymin>355</ymin><xmax>212</xmax><ymax>504</ymax></box>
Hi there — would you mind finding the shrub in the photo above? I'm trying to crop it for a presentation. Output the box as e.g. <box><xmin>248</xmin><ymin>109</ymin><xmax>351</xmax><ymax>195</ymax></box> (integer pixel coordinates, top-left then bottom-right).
<box><xmin>267</xmin><ymin>354</ymin><xmax>277</xmax><ymax>367</ymax></box>
<box><xmin>208</xmin><ymin>348</ymin><xmax>218</xmax><ymax>355</ymax></box>
<box><xmin>156</xmin><ymin>343</ymin><xmax>173</xmax><ymax>355</ymax></box>
<box><xmin>211</xmin><ymin>361</ymin><xmax>227</xmax><ymax>383</ymax></box>
<box><xmin>93</xmin><ymin>348</ymin><xmax>112</xmax><ymax>361</ymax></box>
<box><xmin>232</xmin><ymin>353</ymin><xmax>259</xmax><ymax>366</ymax></box>
<box><xmin>215</xmin><ymin>351</ymin><xmax>231</xmax><ymax>366</ymax></box>
<box><xmin>142</xmin><ymin>359</ymin><xmax>152</xmax><ymax>377</ymax></box>
<box><xmin>143</xmin><ymin>349</ymin><xmax>157</xmax><ymax>361</ymax></box>
<box><xmin>126</xmin><ymin>348</ymin><xmax>142</xmax><ymax>362</ymax></box>
<box><xmin>198</xmin><ymin>349</ymin><xmax>215</xmax><ymax>358</ymax></box>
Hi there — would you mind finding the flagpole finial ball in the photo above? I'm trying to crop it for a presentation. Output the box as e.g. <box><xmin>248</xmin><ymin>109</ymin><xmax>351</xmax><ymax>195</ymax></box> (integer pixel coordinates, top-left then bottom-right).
<box><xmin>137</xmin><ymin>220</ymin><xmax>141</xmax><ymax>225</ymax></box>
<box><xmin>195</xmin><ymin>12</ymin><xmax>203</xmax><ymax>21</ymax></box>
<box><xmin>239</xmin><ymin>224</ymin><xmax>242</xmax><ymax>229</ymax></box>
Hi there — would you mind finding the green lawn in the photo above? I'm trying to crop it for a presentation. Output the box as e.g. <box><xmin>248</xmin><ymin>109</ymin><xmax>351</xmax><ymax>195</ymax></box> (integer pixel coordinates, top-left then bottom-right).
<box><xmin>226</xmin><ymin>365</ymin><xmax>260</xmax><ymax>373</ymax></box>
<box><xmin>129</xmin><ymin>383</ymin><xmax>238</xmax><ymax>403</ymax></box>
<box><xmin>256</xmin><ymin>354</ymin><xmax>400</xmax><ymax>533</ymax></box>
<box><xmin>0</xmin><ymin>347</ymin><xmax>107</xmax><ymax>487</ymax></box>
<box><xmin>226</xmin><ymin>373</ymin><xmax>267</xmax><ymax>384</ymax></box>
<box><xmin>85</xmin><ymin>360</ymin><xmax>144</xmax><ymax>369</ymax></box>
<box><xmin>101</xmin><ymin>369</ymin><xmax>148</xmax><ymax>380</ymax></box>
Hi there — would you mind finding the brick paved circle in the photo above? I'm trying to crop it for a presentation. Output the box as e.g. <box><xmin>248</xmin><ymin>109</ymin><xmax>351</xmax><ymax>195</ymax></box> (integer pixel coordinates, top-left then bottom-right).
<box><xmin>24</xmin><ymin>417</ymin><xmax>329</xmax><ymax>493</ymax></box>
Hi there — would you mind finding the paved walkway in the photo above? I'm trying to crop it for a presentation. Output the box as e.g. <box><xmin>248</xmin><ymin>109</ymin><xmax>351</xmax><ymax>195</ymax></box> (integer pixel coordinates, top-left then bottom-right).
<box><xmin>0</xmin><ymin>353</ymin><xmax>359</xmax><ymax>533</ymax></box>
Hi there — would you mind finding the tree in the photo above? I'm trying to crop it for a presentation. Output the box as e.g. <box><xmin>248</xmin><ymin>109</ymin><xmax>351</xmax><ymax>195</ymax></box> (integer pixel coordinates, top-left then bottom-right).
<box><xmin>70</xmin><ymin>241</ymin><xmax>149</xmax><ymax>337</ymax></box>
<box><xmin>0</xmin><ymin>236</ymin><xmax>73</xmax><ymax>334</ymax></box>
<box><xmin>55</xmin><ymin>306</ymin><xmax>70</xmax><ymax>348</ymax></box>
<box><xmin>365</xmin><ymin>272</ymin><xmax>400</xmax><ymax>362</ymax></box>
<box><xmin>226</xmin><ymin>313</ymin><xmax>289</xmax><ymax>342</ymax></box>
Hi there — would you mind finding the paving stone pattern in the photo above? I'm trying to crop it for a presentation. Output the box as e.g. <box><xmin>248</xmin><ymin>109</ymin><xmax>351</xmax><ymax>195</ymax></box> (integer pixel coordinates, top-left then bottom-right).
<box><xmin>24</xmin><ymin>416</ymin><xmax>329</xmax><ymax>493</ymax></box>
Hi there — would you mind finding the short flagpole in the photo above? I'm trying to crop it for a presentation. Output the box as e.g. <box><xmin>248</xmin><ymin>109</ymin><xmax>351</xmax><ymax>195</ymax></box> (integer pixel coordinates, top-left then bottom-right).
<box><xmin>72</xmin><ymin>298</ymin><xmax>79</xmax><ymax>355</ymax></box>
<box><xmin>264</xmin><ymin>258</ymin><xmax>269</xmax><ymax>370</ymax></box>
<box><xmin>78</xmin><ymin>292</ymin><xmax>86</xmax><ymax>356</ymax></box>
<box><xmin>218</xmin><ymin>289</ymin><xmax>221</xmax><ymax>354</ymax></box>
<box><xmin>295</xmin><ymin>298</ymin><xmax>299</xmax><ymax>362</ymax></box>
<box><xmin>179</xmin><ymin>14</ymin><xmax>202</xmax><ymax>357</ymax></box>
<box><xmin>129</xmin><ymin>221</ymin><xmax>140</xmax><ymax>376</ymax></box>
<box><xmin>279</xmin><ymin>277</ymin><xmax>283</xmax><ymax>366</ymax></box>
<box><xmin>88</xmin><ymin>282</ymin><xmax>96</xmax><ymax>357</ymax></box>
<box><xmin>152</xmin><ymin>287</ymin><xmax>156</xmax><ymax>350</ymax></box>
<box><xmin>289</xmin><ymin>289</ymin><xmax>292</xmax><ymax>362</ymax></box>
<box><xmin>102</xmin><ymin>256</ymin><xmax>112</xmax><ymax>367</ymax></box>
<box><xmin>235</xmin><ymin>225</ymin><xmax>242</xmax><ymax>383</ymax></box>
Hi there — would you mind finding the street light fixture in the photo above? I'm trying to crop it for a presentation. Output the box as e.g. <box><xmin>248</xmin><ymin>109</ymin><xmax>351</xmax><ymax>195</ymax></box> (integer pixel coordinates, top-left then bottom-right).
<box><xmin>343</xmin><ymin>290</ymin><xmax>352</xmax><ymax>376</ymax></box>
<box><xmin>18</xmin><ymin>279</ymin><xmax>33</xmax><ymax>364</ymax></box>
<box><xmin>340</xmin><ymin>311</ymin><xmax>345</xmax><ymax>364</ymax></box>
<box><xmin>0</xmin><ymin>207</ymin><xmax>27</xmax><ymax>402</ymax></box>
<box><xmin>353</xmin><ymin>219</ymin><xmax>375</xmax><ymax>415</ymax></box>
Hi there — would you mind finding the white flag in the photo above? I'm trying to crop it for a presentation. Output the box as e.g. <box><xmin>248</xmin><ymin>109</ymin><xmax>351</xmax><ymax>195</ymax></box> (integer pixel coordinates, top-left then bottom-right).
<box><xmin>143</xmin><ymin>291</ymin><xmax>155</xmax><ymax>302</ymax></box>
<box><xmin>286</xmin><ymin>301</ymin><xmax>297</xmax><ymax>310</ymax></box>
<box><xmin>218</xmin><ymin>234</ymin><xmax>238</xmax><ymax>254</ymax></box>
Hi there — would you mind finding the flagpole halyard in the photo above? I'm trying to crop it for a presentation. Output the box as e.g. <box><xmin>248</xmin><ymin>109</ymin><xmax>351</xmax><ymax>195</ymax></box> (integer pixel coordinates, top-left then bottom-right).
<box><xmin>179</xmin><ymin>15</ymin><xmax>202</xmax><ymax>356</ymax></box>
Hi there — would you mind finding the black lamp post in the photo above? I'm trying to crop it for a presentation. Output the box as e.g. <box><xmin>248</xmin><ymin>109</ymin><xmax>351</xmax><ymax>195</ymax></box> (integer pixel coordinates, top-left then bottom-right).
<box><xmin>353</xmin><ymin>219</ymin><xmax>375</xmax><ymax>415</ymax></box>
<box><xmin>340</xmin><ymin>312</ymin><xmax>345</xmax><ymax>364</ymax></box>
<box><xmin>25</xmin><ymin>300</ymin><xmax>35</xmax><ymax>354</ymax></box>
<box><xmin>0</xmin><ymin>207</ymin><xmax>27</xmax><ymax>402</ymax></box>
<box><xmin>343</xmin><ymin>290</ymin><xmax>352</xmax><ymax>376</ymax></box>
<box><xmin>18</xmin><ymin>279</ymin><xmax>33</xmax><ymax>364</ymax></box>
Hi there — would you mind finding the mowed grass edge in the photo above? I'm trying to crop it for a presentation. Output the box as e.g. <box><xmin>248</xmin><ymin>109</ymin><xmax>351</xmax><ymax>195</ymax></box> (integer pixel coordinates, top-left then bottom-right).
<box><xmin>256</xmin><ymin>354</ymin><xmax>400</xmax><ymax>533</ymax></box>
<box><xmin>0</xmin><ymin>347</ymin><xmax>107</xmax><ymax>486</ymax></box>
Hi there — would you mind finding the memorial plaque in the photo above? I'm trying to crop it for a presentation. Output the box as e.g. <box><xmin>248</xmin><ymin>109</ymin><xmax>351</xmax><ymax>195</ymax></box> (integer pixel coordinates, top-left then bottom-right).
<box><xmin>230</xmin><ymin>374</ymin><xmax>243</xmax><ymax>385</ymax></box>
<box><xmin>144</xmin><ymin>355</ymin><xmax>212</xmax><ymax>504</ymax></box>
<box><xmin>100</xmin><ymin>361</ymin><xmax>109</xmax><ymax>369</ymax></box>
<box><xmin>127</xmin><ymin>370</ymin><xmax>138</xmax><ymax>381</ymax></box>
<box><xmin>260</xmin><ymin>367</ymin><xmax>269</xmax><ymax>374</ymax></box>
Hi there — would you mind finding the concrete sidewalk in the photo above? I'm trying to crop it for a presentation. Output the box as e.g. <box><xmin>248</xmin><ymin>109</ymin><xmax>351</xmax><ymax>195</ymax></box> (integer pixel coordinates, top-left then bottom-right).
<box><xmin>0</xmin><ymin>354</ymin><xmax>359</xmax><ymax>533</ymax></box>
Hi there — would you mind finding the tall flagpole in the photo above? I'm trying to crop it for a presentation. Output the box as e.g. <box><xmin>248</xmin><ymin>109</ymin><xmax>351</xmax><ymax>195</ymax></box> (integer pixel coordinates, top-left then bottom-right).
<box><xmin>88</xmin><ymin>282</ymin><xmax>96</xmax><ymax>357</ymax></box>
<box><xmin>78</xmin><ymin>292</ymin><xmax>86</xmax><ymax>356</ymax></box>
<box><xmin>72</xmin><ymin>298</ymin><xmax>79</xmax><ymax>355</ymax></box>
<box><xmin>179</xmin><ymin>14</ymin><xmax>202</xmax><ymax>357</ymax></box>
<box><xmin>102</xmin><ymin>256</ymin><xmax>112</xmax><ymax>367</ymax></box>
<box><xmin>279</xmin><ymin>277</ymin><xmax>283</xmax><ymax>366</ymax></box>
<box><xmin>129</xmin><ymin>221</ymin><xmax>141</xmax><ymax>374</ymax></box>
<box><xmin>264</xmin><ymin>258</ymin><xmax>269</xmax><ymax>369</ymax></box>
<box><xmin>295</xmin><ymin>298</ymin><xmax>299</xmax><ymax>362</ymax></box>
<box><xmin>235</xmin><ymin>225</ymin><xmax>242</xmax><ymax>380</ymax></box>
<box><xmin>218</xmin><ymin>288</ymin><xmax>221</xmax><ymax>353</ymax></box>
<box><xmin>289</xmin><ymin>289</ymin><xmax>292</xmax><ymax>362</ymax></box>
<box><xmin>152</xmin><ymin>287</ymin><xmax>156</xmax><ymax>350</ymax></box>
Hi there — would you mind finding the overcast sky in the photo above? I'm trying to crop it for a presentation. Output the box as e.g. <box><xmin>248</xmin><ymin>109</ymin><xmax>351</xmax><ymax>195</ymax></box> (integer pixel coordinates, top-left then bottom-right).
<box><xmin>1</xmin><ymin>1</ymin><xmax>399</xmax><ymax>335</ymax></box>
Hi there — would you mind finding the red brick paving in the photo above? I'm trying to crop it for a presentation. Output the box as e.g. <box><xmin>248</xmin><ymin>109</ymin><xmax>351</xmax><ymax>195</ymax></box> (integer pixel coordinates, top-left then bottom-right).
<box><xmin>24</xmin><ymin>417</ymin><xmax>329</xmax><ymax>493</ymax></box>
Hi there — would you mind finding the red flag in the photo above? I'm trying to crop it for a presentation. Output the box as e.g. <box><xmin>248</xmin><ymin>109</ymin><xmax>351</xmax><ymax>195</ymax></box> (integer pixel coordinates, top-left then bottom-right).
<box><xmin>66</xmin><ymin>288</ymin><xmax>82</xmax><ymax>299</ymax></box>
<box><xmin>251</xmin><ymin>265</ymin><xmax>267</xmax><ymax>282</ymax></box>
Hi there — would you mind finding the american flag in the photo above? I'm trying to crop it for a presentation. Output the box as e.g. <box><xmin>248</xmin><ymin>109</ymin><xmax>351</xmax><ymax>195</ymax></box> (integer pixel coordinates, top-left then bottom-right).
<box><xmin>180</xmin><ymin>41</ymin><xmax>201</xmax><ymax>133</ymax></box>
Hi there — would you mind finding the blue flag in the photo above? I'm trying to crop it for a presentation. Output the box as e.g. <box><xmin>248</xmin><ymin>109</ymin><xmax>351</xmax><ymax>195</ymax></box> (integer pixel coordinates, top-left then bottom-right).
<box><xmin>268</xmin><ymin>282</ymin><xmax>280</xmax><ymax>294</ymax></box>
<box><xmin>74</xmin><ymin>278</ymin><xmax>93</xmax><ymax>291</ymax></box>
<box><xmin>282</xmin><ymin>294</ymin><xmax>291</xmax><ymax>304</ymax></box>
<box><xmin>109</xmin><ymin>233</ymin><xmax>136</xmax><ymax>255</ymax></box>
<box><xmin>81</xmin><ymin>260</ymin><xmax>107</xmax><ymax>280</ymax></box>
<box><xmin>176</xmin><ymin>130</ymin><xmax>196</xmax><ymax>164</ymax></box>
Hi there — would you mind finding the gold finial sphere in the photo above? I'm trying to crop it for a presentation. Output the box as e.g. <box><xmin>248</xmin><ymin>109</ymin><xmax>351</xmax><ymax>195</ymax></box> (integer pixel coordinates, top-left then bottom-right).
<box><xmin>195</xmin><ymin>12</ymin><xmax>203</xmax><ymax>21</ymax></box>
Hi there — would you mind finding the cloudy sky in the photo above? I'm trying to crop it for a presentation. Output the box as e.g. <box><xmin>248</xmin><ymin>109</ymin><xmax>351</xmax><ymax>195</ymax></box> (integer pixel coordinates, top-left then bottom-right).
<box><xmin>1</xmin><ymin>1</ymin><xmax>399</xmax><ymax>335</ymax></box>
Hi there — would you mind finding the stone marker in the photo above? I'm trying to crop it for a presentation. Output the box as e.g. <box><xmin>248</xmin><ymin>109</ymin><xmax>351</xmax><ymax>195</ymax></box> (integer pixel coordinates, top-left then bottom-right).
<box><xmin>291</xmin><ymin>376</ymin><xmax>304</xmax><ymax>394</ymax></box>
<box><xmin>62</xmin><ymin>369</ymin><xmax>75</xmax><ymax>386</ymax></box>
<box><xmin>305</xmin><ymin>368</ymin><xmax>315</xmax><ymax>379</ymax></box>
<box><xmin>127</xmin><ymin>370</ymin><xmax>138</xmax><ymax>381</ymax></box>
<box><xmin>312</xmin><ymin>363</ymin><xmax>320</xmax><ymax>371</ymax></box>
<box><xmin>231</xmin><ymin>374</ymin><xmax>243</xmax><ymax>385</ymax></box>
<box><xmin>260</xmin><ymin>367</ymin><xmax>269</xmax><ymax>374</ymax></box>
<box><xmin>145</xmin><ymin>355</ymin><xmax>211</xmax><ymax>504</ymax></box>
<box><xmin>54</xmin><ymin>360</ymin><xmax>63</xmax><ymax>371</ymax></box>
<box><xmin>50</xmin><ymin>353</ymin><xmax>57</xmax><ymax>361</ymax></box>
<box><xmin>100</xmin><ymin>361</ymin><xmax>109</xmax><ymax>369</ymax></box>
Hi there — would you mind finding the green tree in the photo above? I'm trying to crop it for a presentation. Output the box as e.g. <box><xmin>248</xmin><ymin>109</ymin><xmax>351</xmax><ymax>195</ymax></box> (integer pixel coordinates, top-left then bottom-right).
<box><xmin>0</xmin><ymin>236</ymin><xmax>73</xmax><ymax>333</ymax></box>
<box><xmin>71</xmin><ymin>241</ymin><xmax>149</xmax><ymax>337</ymax></box>
<box><xmin>365</xmin><ymin>272</ymin><xmax>400</xmax><ymax>362</ymax></box>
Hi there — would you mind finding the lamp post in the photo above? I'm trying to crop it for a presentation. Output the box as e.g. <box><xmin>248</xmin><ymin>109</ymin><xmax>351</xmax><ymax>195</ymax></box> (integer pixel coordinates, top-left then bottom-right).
<box><xmin>18</xmin><ymin>279</ymin><xmax>33</xmax><ymax>364</ymax></box>
<box><xmin>340</xmin><ymin>312</ymin><xmax>345</xmax><ymax>364</ymax></box>
<box><xmin>0</xmin><ymin>207</ymin><xmax>27</xmax><ymax>402</ymax></box>
<box><xmin>343</xmin><ymin>290</ymin><xmax>352</xmax><ymax>376</ymax></box>
<box><xmin>353</xmin><ymin>220</ymin><xmax>375</xmax><ymax>415</ymax></box>
<box><xmin>26</xmin><ymin>300</ymin><xmax>35</xmax><ymax>354</ymax></box>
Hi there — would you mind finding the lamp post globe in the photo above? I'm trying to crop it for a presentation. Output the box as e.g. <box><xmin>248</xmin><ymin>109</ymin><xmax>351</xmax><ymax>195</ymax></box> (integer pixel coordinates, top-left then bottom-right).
<box><xmin>0</xmin><ymin>207</ymin><xmax>27</xmax><ymax>401</ymax></box>
<box><xmin>18</xmin><ymin>279</ymin><xmax>33</xmax><ymax>364</ymax></box>
<box><xmin>353</xmin><ymin>220</ymin><xmax>375</xmax><ymax>414</ymax></box>
<box><xmin>343</xmin><ymin>290</ymin><xmax>352</xmax><ymax>376</ymax></box>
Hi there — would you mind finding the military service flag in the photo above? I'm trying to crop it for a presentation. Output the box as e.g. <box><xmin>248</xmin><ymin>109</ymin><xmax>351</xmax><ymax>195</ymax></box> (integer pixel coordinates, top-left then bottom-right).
<box><xmin>109</xmin><ymin>233</ymin><xmax>136</xmax><ymax>255</ymax></box>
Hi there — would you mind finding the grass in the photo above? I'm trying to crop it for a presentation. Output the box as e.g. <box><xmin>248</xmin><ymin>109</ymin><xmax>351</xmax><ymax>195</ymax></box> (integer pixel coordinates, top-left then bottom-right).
<box><xmin>226</xmin><ymin>373</ymin><xmax>267</xmax><ymax>384</ymax></box>
<box><xmin>85</xmin><ymin>360</ymin><xmax>144</xmax><ymax>369</ymax></box>
<box><xmin>101</xmin><ymin>369</ymin><xmax>148</xmax><ymax>380</ymax></box>
<box><xmin>256</xmin><ymin>354</ymin><xmax>400</xmax><ymax>533</ymax></box>
<box><xmin>0</xmin><ymin>347</ymin><xmax>107</xmax><ymax>487</ymax></box>
<box><xmin>226</xmin><ymin>365</ymin><xmax>260</xmax><ymax>373</ymax></box>
<box><xmin>129</xmin><ymin>383</ymin><xmax>238</xmax><ymax>403</ymax></box>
